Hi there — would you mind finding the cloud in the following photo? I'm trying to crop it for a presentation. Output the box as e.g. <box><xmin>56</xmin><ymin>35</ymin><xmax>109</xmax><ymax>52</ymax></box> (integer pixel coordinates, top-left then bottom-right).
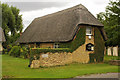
<box><xmin>20</xmin><ymin>6</ymin><xmax>71</xmax><ymax>31</ymax></box>
<box><xmin>5</xmin><ymin>2</ymin><xmax>69</xmax><ymax>12</ymax></box>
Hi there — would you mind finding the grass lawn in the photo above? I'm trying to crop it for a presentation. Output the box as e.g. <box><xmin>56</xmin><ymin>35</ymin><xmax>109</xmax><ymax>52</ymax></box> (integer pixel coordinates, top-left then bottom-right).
<box><xmin>2</xmin><ymin>54</ymin><xmax>119</xmax><ymax>78</ymax></box>
<box><xmin>104</xmin><ymin>55</ymin><xmax>119</xmax><ymax>62</ymax></box>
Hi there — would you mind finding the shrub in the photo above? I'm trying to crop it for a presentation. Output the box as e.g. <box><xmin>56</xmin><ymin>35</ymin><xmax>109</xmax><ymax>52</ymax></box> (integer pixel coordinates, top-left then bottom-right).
<box><xmin>9</xmin><ymin>46</ymin><xmax>21</xmax><ymax>57</ymax></box>
<box><xmin>20</xmin><ymin>46</ymin><xmax>29</xmax><ymax>59</ymax></box>
<box><xmin>7</xmin><ymin>44</ymin><xmax>13</xmax><ymax>52</ymax></box>
<box><xmin>2</xmin><ymin>44</ymin><xmax>13</xmax><ymax>54</ymax></box>
<box><xmin>2</xmin><ymin>49</ymin><xmax>7</xmax><ymax>54</ymax></box>
<box><xmin>89</xmin><ymin>53</ymin><xmax>95</xmax><ymax>63</ymax></box>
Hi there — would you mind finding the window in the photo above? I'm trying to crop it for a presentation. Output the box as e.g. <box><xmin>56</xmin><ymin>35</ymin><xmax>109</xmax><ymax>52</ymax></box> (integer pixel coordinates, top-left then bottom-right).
<box><xmin>86</xmin><ymin>43</ymin><xmax>94</xmax><ymax>51</ymax></box>
<box><xmin>53</xmin><ymin>43</ymin><xmax>59</xmax><ymax>48</ymax></box>
<box><xmin>86</xmin><ymin>26</ymin><xmax>92</xmax><ymax>35</ymax></box>
<box><xmin>36</xmin><ymin>43</ymin><xmax>40</xmax><ymax>48</ymax></box>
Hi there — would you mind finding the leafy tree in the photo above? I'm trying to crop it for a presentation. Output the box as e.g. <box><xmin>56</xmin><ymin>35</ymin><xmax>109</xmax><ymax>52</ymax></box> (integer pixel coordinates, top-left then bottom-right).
<box><xmin>1</xmin><ymin>3</ymin><xmax>23</xmax><ymax>48</ymax></box>
<box><xmin>97</xmin><ymin>0</ymin><xmax>120</xmax><ymax>46</ymax></box>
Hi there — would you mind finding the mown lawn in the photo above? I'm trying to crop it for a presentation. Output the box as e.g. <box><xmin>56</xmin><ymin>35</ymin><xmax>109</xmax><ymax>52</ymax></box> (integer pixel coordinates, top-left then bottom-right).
<box><xmin>104</xmin><ymin>55</ymin><xmax>119</xmax><ymax>61</ymax></box>
<box><xmin>2</xmin><ymin>54</ymin><xmax>119</xmax><ymax>78</ymax></box>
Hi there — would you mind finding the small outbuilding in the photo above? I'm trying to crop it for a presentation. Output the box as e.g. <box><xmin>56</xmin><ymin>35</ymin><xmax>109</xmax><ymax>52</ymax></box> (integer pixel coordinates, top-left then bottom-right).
<box><xmin>17</xmin><ymin>4</ymin><xmax>107</xmax><ymax>68</ymax></box>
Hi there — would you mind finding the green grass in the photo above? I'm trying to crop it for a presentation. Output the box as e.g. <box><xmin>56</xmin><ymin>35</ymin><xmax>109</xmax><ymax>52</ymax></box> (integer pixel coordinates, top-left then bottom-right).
<box><xmin>2</xmin><ymin>54</ymin><xmax>118</xmax><ymax>78</ymax></box>
<box><xmin>104</xmin><ymin>55</ymin><xmax>120</xmax><ymax>62</ymax></box>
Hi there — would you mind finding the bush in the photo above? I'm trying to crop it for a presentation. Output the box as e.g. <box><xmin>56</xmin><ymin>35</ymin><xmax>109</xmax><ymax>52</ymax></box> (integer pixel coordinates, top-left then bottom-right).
<box><xmin>30</xmin><ymin>48</ymin><xmax>71</xmax><ymax>55</ymax></box>
<box><xmin>7</xmin><ymin>44</ymin><xmax>13</xmax><ymax>52</ymax></box>
<box><xmin>89</xmin><ymin>53</ymin><xmax>95</xmax><ymax>63</ymax></box>
<box><xmin>20</xmin><ymin>46</ymin><xmax>29</xmax><ymax>59</ymax></box>
<box><xmin>2</xmin><ymin>44</ymin><xmax>13</xmax><ymax>54</ymax></box>
<box><xmin>3</xmin><ymin>49</ymin><xmax>8</xmax><ymax>54</ymax></box>
<box><xmin>9</xmin><ymin>46</ymin><xmax>21</xmax><ymax>57</ymax></box>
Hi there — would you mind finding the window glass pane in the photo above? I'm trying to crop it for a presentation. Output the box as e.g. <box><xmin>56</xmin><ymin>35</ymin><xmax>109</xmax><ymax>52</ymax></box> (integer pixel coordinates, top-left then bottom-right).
<box><xmin>53</xmin><ymin>43</ymin><xmax>59</xmax><ymax>48</ymax></box>
<box><xmin>86</xmin><ymin>26</ymin><xmax>92</xmax><ymax>35</ymax></box>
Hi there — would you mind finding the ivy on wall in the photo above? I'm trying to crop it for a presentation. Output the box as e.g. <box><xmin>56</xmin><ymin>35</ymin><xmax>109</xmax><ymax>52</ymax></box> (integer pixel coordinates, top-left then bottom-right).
<box><xmin>89</xmin><ymin>27</ymin><xmax>105</xmax><ymax>62</ymax></box>
<box><xmin>59</xmin><ymin>27</ymin><xmax>86</xmax><ymax>52</ymax></box>
<box><xmin>29</xmin><ymin>27</ymin><xmax>86</xmax><ymax>66</ymax></box>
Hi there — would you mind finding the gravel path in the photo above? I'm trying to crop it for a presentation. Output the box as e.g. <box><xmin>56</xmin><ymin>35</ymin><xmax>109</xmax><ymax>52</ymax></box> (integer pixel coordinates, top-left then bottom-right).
<box><xmin>75</xmin><ymin>73</ymin><xmax>120</xmax><ymax>78</ymax></box>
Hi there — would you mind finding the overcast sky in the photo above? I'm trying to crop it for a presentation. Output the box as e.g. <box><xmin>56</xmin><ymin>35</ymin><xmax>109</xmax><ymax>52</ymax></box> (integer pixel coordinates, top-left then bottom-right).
<box><xmin>1</xmin><ymin>0</ymin><xmax>115</xmax><ymax>31</ymax></box>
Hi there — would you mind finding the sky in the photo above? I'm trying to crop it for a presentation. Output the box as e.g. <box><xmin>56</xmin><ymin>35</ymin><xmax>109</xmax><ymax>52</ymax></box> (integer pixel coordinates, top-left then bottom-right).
<box><xmin>1</xmin><ymin>0</ymin><xmax>115</xmax><ymax>31</ymax></box>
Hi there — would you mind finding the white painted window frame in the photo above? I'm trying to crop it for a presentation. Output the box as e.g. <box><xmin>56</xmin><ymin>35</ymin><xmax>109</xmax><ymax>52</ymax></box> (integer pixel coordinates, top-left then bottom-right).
<box><xmin>53</xmin><ymin>43</ymin><xmax>59</xmax><ymax>48</ymax></box>
<box><xmin>86</xmin><ymin>26</ymin><xmax>92</xmax><ymax>36</ymax></box>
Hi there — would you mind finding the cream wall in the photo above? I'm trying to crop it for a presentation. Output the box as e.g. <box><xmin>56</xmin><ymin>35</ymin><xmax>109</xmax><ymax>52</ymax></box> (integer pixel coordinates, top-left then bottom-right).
<box><xmin>31</xmin><ymin>26</ymin><xmax>95</xmax><ymax>68</ymax></box>
<box><xmin>72</xmin><ymin>26</ymin><xmax>94</xmax><ymax>63</ymax></box>
<box><xmin>40</xmin><ymin>43</ymin><xmax>53</xmax><ymax>48</ymax></box>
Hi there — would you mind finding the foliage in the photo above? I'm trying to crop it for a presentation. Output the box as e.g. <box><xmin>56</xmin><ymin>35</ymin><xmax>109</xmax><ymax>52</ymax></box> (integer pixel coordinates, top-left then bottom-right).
<box><xmin>7</xmin><ymin>44</ymin><xmax>13</xmax><ymax>52</ymax></box>
<box><xmin>29</xmin><ymin>48</ymin><xmax>71</xmax><ymax>65</ymax></box>
<box><xmin>89</xmin><ymin>53</ymin><xmax>95</xmax><ymax>63</ymax></box>
<box><xmin>59</xmin><ymin>27</ymin><xmax>86</xmax><ymax>52</ymax></box>
<box><xmin>30</xmin><ymin>48</ymin><xmax>71</xmax><ymax>54</ymax></box>
<box><xmin>104</xmin><ymin>55</ymin><xmax>120</xmax><ymax>63</ymax></box>
<box><xmin>2</xmin><ymin>3</ymin><xmax>23</xmax><ymax>48</ymax></box>
<box><xmin>29</xmin><ymin>27</ymin><xmax>85</xmax><ymax>65</ymax></box>
<box><xmin>97</xmin><ymin>0</ymin><xmax>120</xmax><ymax>46</ymax></box>
<box><xmin>2</xmin><ymin>44</ymin><xmax>12</xmax><ymax>54</ymax></box>
<box><xmin>2</xmin><ymin>55</ymin><xmax>118</xmax><ymax>78</ymax></box>
<box><xmin>3</xmin><ymin>44</ymin><xmax>29</xmax><ymax>59</ymax></box>
<box><xmin>8</xmin><ymin>46</ymin><xmax>21</xmax><ymax>57</ymax></box>
<box><xmin>2</xmin><ymin>49</ymin><xmax>8</xmax><ymax>54</ymax></box>
<box><xmin>20</xmin><ymin>46</ymin><xmax>29</xmax><ymax>59</ymax></box>
<box><xmin>94</xmin><ymin>27</ymin><xmax>105</xmax><ymax>62</ymax></box>
<box><xmin>89</xmin><ymin>27</ymin><xmax>105</xmax><ymax>62</ymax></box>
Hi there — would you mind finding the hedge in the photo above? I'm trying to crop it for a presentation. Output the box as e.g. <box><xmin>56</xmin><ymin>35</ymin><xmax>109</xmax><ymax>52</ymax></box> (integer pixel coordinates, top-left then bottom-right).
<box><xmin>29</xmin><ymin>27</ymin><xmax>85</xmax><ymax>54</ymax></box>
<box><xmin>8</xmin><ymin>46</ymin><xmax>21</xmax><ymax>57</ymax></box>
<box><xmin>30</xmin><ymin>48</ymin><xmax>71</xmax><ymax>55</ymax></box>
<box><xmin>20</xmin><ymin>46</ymin><xmax>29</xmax><ymax>59</ymax></box>
<box><xmin>29</xmin><ymin>48</ymin><xmax>71</xmax><ymax>66</ymax></box>
<box><xmin>89</xmin><ymin>27</ymin><xmax>105</xmax><ymax>62</ymax></box>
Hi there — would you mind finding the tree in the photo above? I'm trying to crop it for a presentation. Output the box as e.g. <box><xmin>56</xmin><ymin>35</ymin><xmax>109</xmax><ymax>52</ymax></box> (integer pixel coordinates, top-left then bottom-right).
<box><xmin>97</xmin><ymin>0</ymin><xmax>120</xmax><ymax>46</ymax></box>
<box><xmin>1</xmin><ymin>3</ymin><xmax>23</xmax><ymax>48</ymax></box>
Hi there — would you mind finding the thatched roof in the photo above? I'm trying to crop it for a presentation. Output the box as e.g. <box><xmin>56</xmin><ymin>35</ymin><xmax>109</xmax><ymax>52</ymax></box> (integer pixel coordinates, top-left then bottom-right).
<box><xmin>0</xmin><ymin>27</ymin><xmax>6</xmax><ymax>42</ymax></box>
<box><xmin>17</xmin><ymin>4</ymin><xmax>107</xmax><ymax>43</ymax></box>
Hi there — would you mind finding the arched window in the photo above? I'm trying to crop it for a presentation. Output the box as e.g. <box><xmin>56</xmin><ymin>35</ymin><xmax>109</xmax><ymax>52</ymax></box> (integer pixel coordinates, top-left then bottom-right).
<box><xmin>86</xmin><ymin>43</ymin><xmax>94</xmax><ymax>51</ymax></box>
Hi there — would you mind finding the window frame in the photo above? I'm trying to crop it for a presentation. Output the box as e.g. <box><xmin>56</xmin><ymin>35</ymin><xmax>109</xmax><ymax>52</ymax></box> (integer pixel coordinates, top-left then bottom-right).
<box><xmin>86</xmin><ymin>43</ymin><xmax>94</xmax><ymax>51</ymax></box>
<box><xmin>53</xmin><ymin>43</ymin><xmax>59</xmax><ymax>48</ymax></box>
<box><xmin>86</xmin><ymin>26</ymin><xmax>92</xmax><ymax>36</ymax></box>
